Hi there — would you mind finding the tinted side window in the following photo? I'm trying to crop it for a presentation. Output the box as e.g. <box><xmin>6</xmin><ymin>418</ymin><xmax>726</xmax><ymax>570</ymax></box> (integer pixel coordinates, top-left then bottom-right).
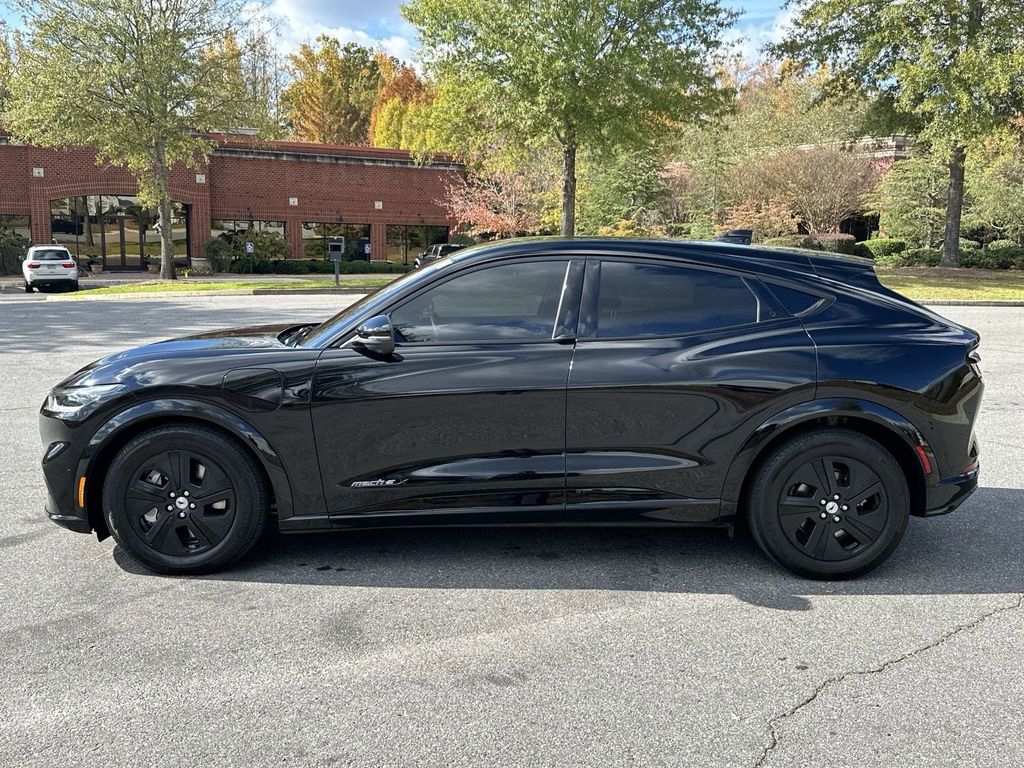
<box><xmin>595</xmin><ymin>261</ymin><xmax>759</xmax><ymax>338</ymax></box>
<box><xmin>392</xmin><ymin>261</ymin><xmax>568</xmax><ymax>343</ymax></box>
<box><xmin>766</xmin><ymin>283</ymin><xmax>822</xmax><ymax>316</ymax></box>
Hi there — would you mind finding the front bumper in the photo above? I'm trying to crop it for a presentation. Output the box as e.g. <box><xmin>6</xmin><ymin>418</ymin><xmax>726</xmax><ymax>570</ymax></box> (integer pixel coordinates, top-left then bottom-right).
<box><xmin>40</xmin><ymin>416</ymin><xmax>92</xmax><ymax>534</ymax></box>
<box><xmin>922</xmin><ymin>467</ymin><xmax>979</xmax><ymax>517</ymax></box>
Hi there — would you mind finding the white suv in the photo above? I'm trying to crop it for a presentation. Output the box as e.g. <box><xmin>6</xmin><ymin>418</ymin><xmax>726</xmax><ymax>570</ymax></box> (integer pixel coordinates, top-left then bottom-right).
<box><xmin>22</xmin><ymin>246</ymin><xmax>79</xmax><ymax>292</ymax></box>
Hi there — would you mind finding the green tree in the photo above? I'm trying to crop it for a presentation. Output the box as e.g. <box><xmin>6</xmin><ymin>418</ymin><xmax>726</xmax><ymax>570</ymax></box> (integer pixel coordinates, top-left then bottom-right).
<box><xmin>969</xmin><ymin>133</ymin><xmax>1024</xmax><ymax>244</ymax></box>
<box><xmin>866</xmin><ymin>156</ymin><xmax>950</xmax><ymax>248</ymax></box>
<box><xmin>0</xmin><ymin>23</ymin><xmax>13</xmax><ymax>114</ymax></box>
<box><xmin>282</xmin><ymin>37</ymin><xmax>386</xmax><ymax>145</ymax></box>
<box><xmin>576</xmin><ymin>147</ymin><xmax>671</xmax><ymax>235</ymax></box>
<box><xmin>774</xmin><ymin>0</ymin><xmax>1024</xmax><ymax>266</ymax></box>
<box><xmin>6</xmin><ymin>0</ymin><xmax>252</xmax><ymax>279</ymax></box>
<box><xmin>403</xmin><ymin>0</ymin><xmax>736</xmax><ymax>237</ymax></box>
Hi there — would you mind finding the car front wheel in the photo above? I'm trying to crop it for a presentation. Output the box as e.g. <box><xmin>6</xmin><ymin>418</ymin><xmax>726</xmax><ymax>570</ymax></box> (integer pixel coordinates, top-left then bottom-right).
<box><xmin>747</xmin><ymin>429</ymin><xmax>910</xmax><ymax>579</ymax></box>
<box><xmin>103</xmin><ymin>424</ymin><xmax>268</xmax><ymax>574</ymax></box>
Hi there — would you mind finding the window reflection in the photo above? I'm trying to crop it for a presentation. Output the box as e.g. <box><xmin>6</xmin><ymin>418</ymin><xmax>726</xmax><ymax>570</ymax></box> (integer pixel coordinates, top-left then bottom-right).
<box><xmin>49</xmin><ymin>195</ymin><xmax>188</xmax><ymax>269</ymax></box>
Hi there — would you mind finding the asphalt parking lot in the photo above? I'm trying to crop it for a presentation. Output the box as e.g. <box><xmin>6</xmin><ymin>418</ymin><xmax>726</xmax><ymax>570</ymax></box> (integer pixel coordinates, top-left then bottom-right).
<box><xmin>1</xmin><ymin>294</ymin><xmax>1022</xmax><ymax>768</ymax></box>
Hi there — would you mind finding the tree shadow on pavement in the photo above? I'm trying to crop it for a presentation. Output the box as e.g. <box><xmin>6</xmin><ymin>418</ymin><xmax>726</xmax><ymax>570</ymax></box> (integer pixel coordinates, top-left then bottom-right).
<box><xmin>113</xmin><ymin>486</ymin><xmax>1024</xmax><ymax>609</ymax></box>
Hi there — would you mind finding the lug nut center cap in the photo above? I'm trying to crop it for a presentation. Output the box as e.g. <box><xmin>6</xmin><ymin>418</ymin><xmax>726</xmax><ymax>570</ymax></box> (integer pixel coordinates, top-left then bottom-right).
<box><xmin>825</xmin><ymin>501</ymin><xmax>839</xmax><ymax>514</ymax></box>
<box><xmin>174</xmin><ymin>496</ymin><xmax>189</xmax><ymax>510</ymax></box>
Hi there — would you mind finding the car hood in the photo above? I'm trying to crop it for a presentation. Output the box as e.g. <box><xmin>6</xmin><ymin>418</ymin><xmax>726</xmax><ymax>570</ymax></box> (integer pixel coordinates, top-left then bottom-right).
<box><xmin>57</xmin><ymin>323</ymin><xmax>313</xmax><ymax>389</ymax></box>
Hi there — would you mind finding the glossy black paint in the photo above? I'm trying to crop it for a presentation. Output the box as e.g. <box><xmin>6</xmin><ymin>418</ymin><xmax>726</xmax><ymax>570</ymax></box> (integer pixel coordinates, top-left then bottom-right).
<box><xmin>40</xmin><ymin>238</ymin><xmax>983</xmax><ymax>545</ymax></box>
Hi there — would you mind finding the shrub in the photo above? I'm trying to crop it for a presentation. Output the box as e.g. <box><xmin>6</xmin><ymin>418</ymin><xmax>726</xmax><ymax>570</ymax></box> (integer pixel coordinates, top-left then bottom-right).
<box><xmin>902</xmin><ymin>247</ymin><xmax>941</xmax><ymax>267</ymax></box>
<box><xmin>961</xmin><ymin>247</ymin><xmax>1024</xmax><ymax>270</ymax></box>
<box><xmin>959</xmin><ymin>237</ymin><xmax>981</xmax><ymax>251</ymax></box>
<box><xmin>858</xmin><ymin>238</ymin><xmax>907</xmax><ymax>260</ymax></box>
<box><xmin>202</xmin><ymin>237</ymin><xmax>233</xmax><ymax>272</ymax></box>
<box><xmin>0</xmin><ymin>229</ymin><xmax>31</xmax><ymax>275</ymax></box>
<box><xmin>227</xmin><ymin>258</ymin><xmax>413</xmax><ymax>275</ymax></box>
<box><xmin>815</xmin><ymin>233</ymin><xmax>857</xmax><ymax>255</ymax></box>
<box><xmin>987</xmin><ymin>240</ymin><xmax>1020</xmax><ymax>251</ymax></box>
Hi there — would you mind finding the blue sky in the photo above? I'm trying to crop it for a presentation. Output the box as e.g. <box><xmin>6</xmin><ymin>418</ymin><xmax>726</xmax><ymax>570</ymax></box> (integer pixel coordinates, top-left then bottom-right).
<box><xmin>2</xmin><ymin>0</ymin><xmax>789</xmax><ymax>62</ymax></box>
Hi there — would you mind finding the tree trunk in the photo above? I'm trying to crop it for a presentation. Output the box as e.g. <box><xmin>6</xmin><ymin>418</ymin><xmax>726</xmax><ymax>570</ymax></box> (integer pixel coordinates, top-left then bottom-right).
<box><xmin>940</xmin><ymin>144</ymin><xmax>967</xmax><ymax>268</ymax></box>
<box><xmin>155</xmin><ymin>137</ymin><xmax>176</xmax><ymax>280</ymax></box>
<box><xmin>560</xmin><ymin>142</ymin><xmax>577</xmax><ymax>238</ymax></box>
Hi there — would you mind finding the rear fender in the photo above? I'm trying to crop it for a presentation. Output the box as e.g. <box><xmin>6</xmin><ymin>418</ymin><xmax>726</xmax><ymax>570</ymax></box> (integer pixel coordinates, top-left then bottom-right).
<box><xmin>720</xmin><ymin>398</ymin><xmax>933</xmax><ymax>518</ymax></box>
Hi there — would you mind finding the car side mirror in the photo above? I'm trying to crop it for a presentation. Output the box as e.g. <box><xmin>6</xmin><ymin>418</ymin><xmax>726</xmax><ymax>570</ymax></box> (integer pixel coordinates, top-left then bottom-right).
<box><xmin>353</xmin><ymin>314</ymin><xmax>395</xmax><ymax>356</ymax></box>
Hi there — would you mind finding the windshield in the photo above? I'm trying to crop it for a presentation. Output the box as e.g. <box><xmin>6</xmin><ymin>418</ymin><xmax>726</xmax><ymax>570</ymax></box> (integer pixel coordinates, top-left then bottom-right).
<box><xmin>299</xmin><ymin>258</ymin><xmax>452</xmax><ymax>347</ymax></box>
<box><xmin>33</xmin><ymin>249</ymin><xmax>72</xmax><ymax>261</ymax></box>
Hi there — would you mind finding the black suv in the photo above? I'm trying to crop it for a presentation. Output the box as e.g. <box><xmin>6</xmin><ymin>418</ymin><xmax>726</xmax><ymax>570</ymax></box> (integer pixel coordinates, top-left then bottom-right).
<box><xmin>413</xmin><ymin>242</ymin><xmax>466</xmax><ymax>269</ymax></box>
<box><xmin>40</xmin><ymin>238</ymin><xmax>982</xmax><ymax>578</ymax></box>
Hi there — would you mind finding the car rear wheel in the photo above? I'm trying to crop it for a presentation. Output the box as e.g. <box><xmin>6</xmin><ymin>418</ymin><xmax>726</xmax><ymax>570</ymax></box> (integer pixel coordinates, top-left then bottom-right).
<box><xmin>103</xmin><ymin>424</ymin><xmax>268</xmax><ymax>574</ymax></box>
<box><xmin>23</xmin><ymin>281</ymin><xmax>32</xmax><ymax>293</ymax></box>
<box><xmin>747</xmin><ymin>429</ymin><xmax>910</xmax><ymax>579</ymax></box>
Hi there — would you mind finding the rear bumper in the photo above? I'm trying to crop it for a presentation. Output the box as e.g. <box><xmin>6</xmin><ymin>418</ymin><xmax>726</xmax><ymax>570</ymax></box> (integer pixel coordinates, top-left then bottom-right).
<box><xmin>921</xmin><ymin>467</ymin><xmax>979</xmax><ymax>517</ymax></box>
<box><xmin>27</xmin><ymin>273</ymin><xmax>77</xmax><ymax>285</ymax></box>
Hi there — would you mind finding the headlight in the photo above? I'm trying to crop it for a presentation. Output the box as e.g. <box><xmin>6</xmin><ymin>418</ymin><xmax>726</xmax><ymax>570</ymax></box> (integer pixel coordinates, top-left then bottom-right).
<box><xmin>43</xmin><ymin>384</ymin><xmax>125</xmax><ymax>419</ymax></box>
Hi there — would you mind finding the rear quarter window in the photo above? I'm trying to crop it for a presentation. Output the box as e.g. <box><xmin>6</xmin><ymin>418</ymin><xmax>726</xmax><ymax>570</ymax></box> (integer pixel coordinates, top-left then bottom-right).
<box><xmin>765</xmin><ymin>283</ymin><xmax>825</xmax><ymax>316</ymax></box>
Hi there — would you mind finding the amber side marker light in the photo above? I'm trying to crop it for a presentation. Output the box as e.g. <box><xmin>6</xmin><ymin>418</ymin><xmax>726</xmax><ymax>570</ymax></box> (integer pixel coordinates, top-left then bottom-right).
<box><xmin>77</xmin><ymin>477</ymin><xmax>86</xmax><ymax>508</ymax></box>
<box><xmin>914</xmin><ymin>446</ymin><xmax>932</xmax><ymax>476</ymax></box>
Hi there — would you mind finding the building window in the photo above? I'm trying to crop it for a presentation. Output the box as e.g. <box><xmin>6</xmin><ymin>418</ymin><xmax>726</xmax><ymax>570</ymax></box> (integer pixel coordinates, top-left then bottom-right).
<box><xmin>0</xmin><ymin>214</ymin><xmax>31</xmax><ymax>241</ymax></box>
<box><xmin>385</xmin><ymin>224</ymin><xmax>449</xmax><ymax>265</ymax></box>
<box><xmin>211</xmin><ymin>219</ymin><xmax>286</xmax><ymax>239</ymax></box>
<box><xmin>301</xmin><ymin>222</ymin><xmax>371</xmax><ymax>261</ymax></box>
<box><xmin>50</xmin><ymin>195</ymin><xmax>188</xmax><ymax>269</ymax></box>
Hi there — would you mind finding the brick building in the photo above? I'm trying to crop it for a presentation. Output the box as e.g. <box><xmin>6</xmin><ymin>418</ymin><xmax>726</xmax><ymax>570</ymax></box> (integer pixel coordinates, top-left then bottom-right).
<box><xmin>0</xmin><ymin>133</ymin><xmax>463</xmax><ymax>269</ymax></box>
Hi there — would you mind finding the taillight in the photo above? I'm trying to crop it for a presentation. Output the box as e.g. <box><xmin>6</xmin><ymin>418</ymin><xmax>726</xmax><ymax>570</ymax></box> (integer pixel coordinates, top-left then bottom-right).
<box><xmin>27</xmin><ymin>263</ymin><xmax>40</xmax><ymax>269</ymax></box>
<box><xmin>62</xmin><ymin>262</ymin><xmax>76</xmax><ymax>268</ymax></box>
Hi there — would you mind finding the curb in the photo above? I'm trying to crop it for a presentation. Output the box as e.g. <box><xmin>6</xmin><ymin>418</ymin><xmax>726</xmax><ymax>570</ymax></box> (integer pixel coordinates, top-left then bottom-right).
<box><xmin>920</xmin><ymin>300</ymin><xmax>1024</xmax><ymax>307</ymax></box>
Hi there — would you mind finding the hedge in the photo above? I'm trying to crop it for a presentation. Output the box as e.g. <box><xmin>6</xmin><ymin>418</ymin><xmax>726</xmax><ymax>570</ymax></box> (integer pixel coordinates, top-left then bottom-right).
<box><xmin>960</xmin><ymin>247</ymin><xmax>1024</xmax><ymax>270</ymax></box>
<box><xmin>856</xmin><ymin>239</ymin><xmax>907</xmax><ymax>260</ymax></box>
<box><xmin>227</xmin><ymin>258</ymin><xmax>412</xmax><ymax>275</ymax></box>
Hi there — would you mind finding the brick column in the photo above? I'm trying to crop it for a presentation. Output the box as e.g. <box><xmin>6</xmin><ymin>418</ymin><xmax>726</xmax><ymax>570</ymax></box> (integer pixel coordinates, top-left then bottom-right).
<box><xmin>287</xmin><ymin>217</ymin><xmax>304</xmax><ymax>259</ymax></box>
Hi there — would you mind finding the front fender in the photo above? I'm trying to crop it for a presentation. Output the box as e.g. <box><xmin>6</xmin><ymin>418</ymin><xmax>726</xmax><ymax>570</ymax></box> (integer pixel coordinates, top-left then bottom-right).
<box><xmin>719</xmin><ymin>397</ymin><xmax>933</xmax><ymax>517</ymax></box>
<box><xmin>80</xmin><ymin>398</ymin><xmax>295</xmax><ymax>523</ymax></box>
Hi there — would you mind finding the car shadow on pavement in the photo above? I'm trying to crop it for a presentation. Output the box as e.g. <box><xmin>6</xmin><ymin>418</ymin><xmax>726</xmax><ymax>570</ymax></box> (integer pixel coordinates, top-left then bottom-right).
<box><xmin>112</xmin><ymin>486</ymin><xmax>1024</xmax><ymax>608</ymax></box>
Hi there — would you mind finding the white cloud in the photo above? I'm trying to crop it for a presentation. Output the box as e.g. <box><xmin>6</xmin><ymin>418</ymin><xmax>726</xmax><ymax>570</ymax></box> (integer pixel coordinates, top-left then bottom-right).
<box><xmin>723</xmin><ymin>5</ymin><xmax>796</xmax><ymax>64</ymax></box>
<box><xmin>260</xmin><ymin>0</ymin><xmax>417</xmax><ymax>62</ymax></box>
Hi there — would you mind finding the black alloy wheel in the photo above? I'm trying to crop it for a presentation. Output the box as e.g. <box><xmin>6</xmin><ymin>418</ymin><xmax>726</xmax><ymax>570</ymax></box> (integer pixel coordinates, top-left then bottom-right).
<box><xmin>747</xmin><ymin>429</ymin><xmax>910</xmax><ymax>579</ymax></box>
<box><xmin>103</xmin><ymin>424</ymin><xmax>268</xmax><ymax>574</ymax></box>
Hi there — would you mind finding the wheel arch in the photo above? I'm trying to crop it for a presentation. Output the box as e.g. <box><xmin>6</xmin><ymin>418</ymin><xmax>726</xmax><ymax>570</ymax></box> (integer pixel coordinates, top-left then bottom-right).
<box><xmin>722</xmin><ymin>399</ymin><xmax>930</xmax><ymax>525</ymax></box>
<box><xmin>79</xmin><ymin>399</ymin><xmax>293</xmax><ymax>540</ymax></box>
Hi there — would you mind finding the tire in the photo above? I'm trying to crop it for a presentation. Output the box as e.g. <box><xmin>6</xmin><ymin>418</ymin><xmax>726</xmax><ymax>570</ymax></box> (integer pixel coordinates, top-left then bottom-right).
<box><xmin>746</xmin><ymin>429</ymin><xmax>909</xmax><ymax>579</ymax></box>
<box><xmin>71</xmin><ymin>281</ymin><xmax>80</xmax><ymax>292</ymax></box>
<box><xmin>103</xmin><ymin>424</ymin><xmax>268</xmax><ymax>575</ymax></box>
<box><xmin>23</xmin><ymin>281</ymin><xmax>32</xmax><ymax>293</ymax></box>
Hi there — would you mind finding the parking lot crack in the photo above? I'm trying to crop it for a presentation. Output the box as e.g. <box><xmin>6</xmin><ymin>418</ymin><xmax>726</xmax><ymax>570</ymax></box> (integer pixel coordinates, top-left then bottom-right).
<box><xmin>753</xmin><ymin>593</ymin><xmax>1024</xmax><ymax>768</ymax></box>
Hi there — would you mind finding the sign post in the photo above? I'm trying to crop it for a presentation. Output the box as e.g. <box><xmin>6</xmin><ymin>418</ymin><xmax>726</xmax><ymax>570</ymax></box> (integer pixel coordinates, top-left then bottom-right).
<box><xmin>327</xmin><ymin>238</ymin><xmax>346</xmax><ymax>287</ymax></box>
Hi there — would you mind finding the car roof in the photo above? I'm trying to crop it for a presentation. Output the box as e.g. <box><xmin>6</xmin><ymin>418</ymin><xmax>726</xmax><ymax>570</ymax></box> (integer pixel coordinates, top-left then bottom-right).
<box><xmin>446</xmin><ymin>236</ymin><xmax>873</xmax><ymax>285</ymax></box>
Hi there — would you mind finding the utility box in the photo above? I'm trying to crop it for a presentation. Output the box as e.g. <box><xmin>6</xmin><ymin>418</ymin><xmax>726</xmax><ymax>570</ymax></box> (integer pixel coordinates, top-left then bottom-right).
<box><xmin>327</xmin><ymin>237</ymin><xmax>346</xmax><ymax>262</ymax></box>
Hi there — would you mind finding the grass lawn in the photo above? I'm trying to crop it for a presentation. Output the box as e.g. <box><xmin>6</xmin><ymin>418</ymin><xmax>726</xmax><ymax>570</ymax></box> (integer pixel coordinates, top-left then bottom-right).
<box><xmin>878</xmin><ymin>269</ymin><xmax>1024</xmax><ymax>301</ymax></box>
<box><xmin>81</xmin><ymin>275</ymin><xmax>397</xmax><ymax>296</ymax></box>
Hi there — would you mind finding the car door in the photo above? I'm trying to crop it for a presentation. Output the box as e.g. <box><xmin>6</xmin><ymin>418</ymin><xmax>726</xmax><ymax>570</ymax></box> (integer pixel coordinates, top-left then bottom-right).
<box><xmin>312</xmin><ymin>257</ymin><xmax>584</xmax><ymax>527</ymax></box>
<box><xmin>565</xmin><ymin>256</ymin><xmax>817</xmax><ymax>523</ymax></box>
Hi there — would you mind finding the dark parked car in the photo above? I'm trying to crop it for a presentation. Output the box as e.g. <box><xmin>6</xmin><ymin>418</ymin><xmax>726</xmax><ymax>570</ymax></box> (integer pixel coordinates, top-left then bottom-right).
<box><xmin>413</xmin><ymin>242</ymin><xmax>466</xmax><ymax>269</ymax></box>
<box><xmin>40</xmin><ymin>238</ymin><xmax>982</xmax><ymax>578</ymax></box>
